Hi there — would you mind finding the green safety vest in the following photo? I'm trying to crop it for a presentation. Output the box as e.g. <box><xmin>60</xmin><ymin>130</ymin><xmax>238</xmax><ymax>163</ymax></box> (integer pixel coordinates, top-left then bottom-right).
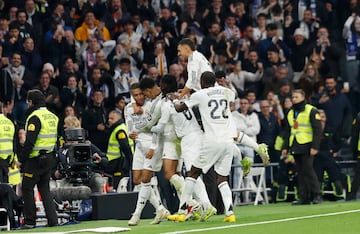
<box><xmin>107</xmin><ymin>123</ymin><xmax>134</xmax><ymax>161</ymax></box>
<box><xmin>25</xmin><ymin>108</ymin><xmax>58</xmax><ymax>158</ymax></box>
<box><xmin>0</xmin><ymin>114</ymin><xmax>15</xmax><ymax>160</ymax></box>
<box><xmin>287</xmin><ymin>104</ymin><xmax>314</xmax><ymax>147</ymax></box>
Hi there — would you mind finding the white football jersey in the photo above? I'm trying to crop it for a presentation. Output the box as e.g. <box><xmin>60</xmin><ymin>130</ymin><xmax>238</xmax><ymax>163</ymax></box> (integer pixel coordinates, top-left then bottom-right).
<box><xmin>158</xmin><ymin>98</ymin><xmax>202</xmax><ymax>138</ymax></box>
<box><xmin>186</xmin><ymin>50</ymin><xmax>213</xmax><ymax>91</ymax></box>
<box><xmin>185</xmin><ymin>86</ymin><xmax>235</xmax><ymax>139</ymax></box>
<box><xmin>124</xmin><ymin>93</ymin><xmax>162</xmax><ymax>142</ymax></box>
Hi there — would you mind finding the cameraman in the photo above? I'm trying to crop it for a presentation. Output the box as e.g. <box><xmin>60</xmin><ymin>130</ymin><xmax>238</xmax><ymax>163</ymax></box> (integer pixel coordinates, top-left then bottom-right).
<box><xmin>52</xmin><ymin>116</ymin><xmax>108</xmax><ymax>201</ymax></box>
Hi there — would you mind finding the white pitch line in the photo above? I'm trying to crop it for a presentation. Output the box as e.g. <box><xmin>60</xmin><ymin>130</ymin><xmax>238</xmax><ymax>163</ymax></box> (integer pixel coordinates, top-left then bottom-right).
<box><xmin>163</xmin><ymin>209</ymin><xmax>360</xmax><ymax>234</ymax></box>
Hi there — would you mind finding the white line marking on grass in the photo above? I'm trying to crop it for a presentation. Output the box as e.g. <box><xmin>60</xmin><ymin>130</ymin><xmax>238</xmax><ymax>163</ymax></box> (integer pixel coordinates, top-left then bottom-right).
<box><xmin>163</xmin><ymin>209</ymin><xmax>360</xmax><ymax>234</ymax></box>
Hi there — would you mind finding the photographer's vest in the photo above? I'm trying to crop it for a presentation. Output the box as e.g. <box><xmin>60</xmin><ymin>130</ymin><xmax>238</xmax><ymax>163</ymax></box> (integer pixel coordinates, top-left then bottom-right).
<box><xmin>287</xmin><ymin>104</ymin><xmax>314</xmax><ymax>147</ymax></box>
<box><xmin>0</xmin><ymin>114</ymin><xmax>15</xmax><ymax>160</ymax></box>
<box><xmin>25</xmin><ymin>108</ymin><xmax>59</xmax><ymax>158</ymax></box>
<box><xmin>107</xmin><ymin>124</ymin><xmax>134</xmax><ymax>161</ymax></box>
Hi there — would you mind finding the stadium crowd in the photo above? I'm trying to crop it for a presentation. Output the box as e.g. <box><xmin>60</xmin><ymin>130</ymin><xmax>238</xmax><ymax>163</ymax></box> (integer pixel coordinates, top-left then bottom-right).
<box><xmin>1</xmin><ymin>0</ymin><xmax>360</xmax><ymax>228</ymax></box>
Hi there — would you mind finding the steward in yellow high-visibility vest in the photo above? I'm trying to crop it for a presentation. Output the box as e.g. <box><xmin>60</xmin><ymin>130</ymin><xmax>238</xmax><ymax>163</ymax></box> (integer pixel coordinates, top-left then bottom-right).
<box><xmin>105</xmin><ymin>110</ymin><xmax>133</xmax><ymax>191</ymax></box>
<box><xmin>18</xmin><ymin>90</ymin><xmax>58</xmax><ymax>228</ymax></box>
<box><xmin>0</xmin><ymin>102</ymin><xmax>15</xmax><ymax>183</ymax></box>
<box><xmin>282</xmin><ymin>89</ymin><xmax>322</xmax><ymax>205</ymax></box>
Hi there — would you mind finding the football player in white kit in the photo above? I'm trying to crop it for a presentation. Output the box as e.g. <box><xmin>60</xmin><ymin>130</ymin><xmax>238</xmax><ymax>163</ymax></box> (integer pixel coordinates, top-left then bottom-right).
<box><xmin>124</xmin><ymin>82</ymin><xmax>169</xmax><ymax>226</ymax></box>
<box><xmin>151</xmin><ymin>75</ymin><xmax>214</xmax><ymax>220</ymax></box>
<box><xmin>177</xmin><ymin>38</ymin><xmax>213</xmax><ymax>98</ymax></box>
<box><xmin>168</xmin><ymin>71</ymin><xmax>237</xmax><ymax>222</ymax></box>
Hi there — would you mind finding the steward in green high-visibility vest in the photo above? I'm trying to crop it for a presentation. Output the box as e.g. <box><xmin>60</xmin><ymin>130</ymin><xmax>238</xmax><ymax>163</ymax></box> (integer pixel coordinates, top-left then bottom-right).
<box><xmin>18</xmin><ymin>90</ymin><xmax>58</xmax><ymax>228</ymax></box>
<box><xmin>0</xmin><ymin>102</ymin><xmax>15</xmax><ymax>183</ymax></box>
<box><xmin>282</xmin><ymin>89</ymin><xmax>322</xmax><ymax>205</ymax></box>
<box><xmin>105</xmin><ymin>110</ymin><xmax>133</xmax><ymax>191</ymax></box>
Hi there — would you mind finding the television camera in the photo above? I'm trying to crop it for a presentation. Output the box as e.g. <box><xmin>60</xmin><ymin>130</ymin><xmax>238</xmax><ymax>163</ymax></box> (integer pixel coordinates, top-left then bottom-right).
<box><xmin>61</xmin><ymin>128</ymin><xmax>95</xmax><ymax>185</ymax></box>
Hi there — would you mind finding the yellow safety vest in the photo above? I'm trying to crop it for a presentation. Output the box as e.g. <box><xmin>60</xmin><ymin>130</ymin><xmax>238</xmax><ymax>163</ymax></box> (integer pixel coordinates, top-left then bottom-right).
<box><xmin>358</xmin><ymin>129</ymin><xmax>360</xmax><ymax>151</ymax></box>
<box><xmin>0</xmin><ymin>114</ymin><xmax>15</xmax><ymax>160</ymax></box>
<box><xmin>25</xmin><ymin>108</ymin><xmax>59</xmax><ymax>158</ymax></box>
<box><xmin>287</xmin><ymin>104</ymin><xmax>314</xmax><ymax>147</ymax></box>
<box><xmin>107</xmin><ymin>123</ymin><xmax>134</xmax><ymax>161</ymax></box>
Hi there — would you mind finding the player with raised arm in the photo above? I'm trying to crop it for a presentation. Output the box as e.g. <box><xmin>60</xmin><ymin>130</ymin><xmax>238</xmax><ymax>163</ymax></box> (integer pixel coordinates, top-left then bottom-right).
<box><xmin>177</xmin><ymin>38</ymin><xmax>213</xmax><ymax>98</ymax></box>
<box><xmin>168</xmin><ymin>71</ymin><xmax>236</xmax><ymax>222</ymax></box>
<box><xmin>124</xmin><ymin>83</ymin><xmax>169</xmax><ymax>226</ymax></box>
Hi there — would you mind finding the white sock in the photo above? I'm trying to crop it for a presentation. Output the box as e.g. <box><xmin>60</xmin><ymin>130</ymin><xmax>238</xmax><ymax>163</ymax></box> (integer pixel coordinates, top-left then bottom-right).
<box><xmin>149</xmin><ymin>186</ymin><xmax>163</xmax><ymax>211</ymax></box>
<box><xmin>133</xmin><ymin>184</ymin><xmax>141</xmax><ymax>192</ymax></box>
<box><xmin>218</xmin><ymin>181</ymin><xmax>234</xmax><ymax>216</ymax></box>
<box><xmin>193</xmin><ymin>177</ymin><xmax>212</xmax><ymax>210</ymax></box>
<box><xmin>237</xmin><ymin>132</ymin><xmax>259</xmax><ymax>151</ymax></box>
<box><xmin>178</xmin><ymin>177</ymin><xmax>197</xmax><ymax>214</ymax></box>
<box><xmin>170</xmin><ymin>174</ymin><xmax>185</xmax><ymax>198</ymax></box>
<box><xmin>133</xmin><ymin>182</ymin><xmax>151</xmax><ymax>216</ymax></box>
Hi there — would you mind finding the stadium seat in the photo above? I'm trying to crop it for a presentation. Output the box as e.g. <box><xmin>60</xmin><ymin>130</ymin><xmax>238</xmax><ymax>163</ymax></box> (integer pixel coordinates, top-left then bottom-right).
<box><xmin>232</xmin><ymin>167</ymin><xmax>269</xmax><ymax>205</ymax></box>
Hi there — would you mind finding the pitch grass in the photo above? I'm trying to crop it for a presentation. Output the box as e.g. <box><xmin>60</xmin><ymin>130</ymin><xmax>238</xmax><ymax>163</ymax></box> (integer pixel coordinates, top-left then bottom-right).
<box><xmin>12</xmin><ymin>201</ymin><xmax>360</xmax><ymax>234</ymax></box>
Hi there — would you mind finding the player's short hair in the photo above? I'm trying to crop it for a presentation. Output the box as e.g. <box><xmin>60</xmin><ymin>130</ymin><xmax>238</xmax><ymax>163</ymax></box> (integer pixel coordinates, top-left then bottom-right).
<box><xmin>178</xmin><ymin>38</ymin><xmax>196</xmax><ymax>51</ymax></box>
<box><xmin>139</xmin><ymin>77</ymin><xmax>156</xmax><ymax>90</ymax></box>
<box><xmin>160</xmin><ymin>74</ymin><xmax>177</xmax><ymax>95</ymax></box>
<box><xmin>201</xmin><ymin>71</ymin><xmax>216</xmax><ymax>86</ymax></box>
<box><xmin>130</xmin><ymin>82</ymin><xmax>141</xmax><ymax>90</ymax></box>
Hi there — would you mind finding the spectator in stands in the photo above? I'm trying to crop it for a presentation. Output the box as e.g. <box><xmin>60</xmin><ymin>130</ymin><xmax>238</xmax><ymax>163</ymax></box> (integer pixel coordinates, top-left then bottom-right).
<box><xmin>82</xmin><ymin>89</ymin><xmax>109</xmax><ymax>152</ymax></box>
<box><xmin>24</xmin><ymin>0</ymin><xmax>44</xmax><ymax>46</ymax></box>
<box><xmin>81</xmin><ymin>0</ymin><xmax>106</xmax><ymax>20</ymax></box>
<box><xmin>312</xmin><ymin>75</ymin><xmax>353</xmax><ymax>151</ymax></box>
<box><xmin>20</xmin><ymin>37</ymin><xmax>42</xmax><ymax>77</ymax></box>
<box><xmin>257</xmin><ymin>23</ymin><xmax>291</xmax><ymax>65</ymax></box>
<box><xmin>0</xmin><ymin>16</ymin><xmax>9</xmax><ymax>43</ymax></box>
<box><xmin>34</xmin><ymin>71</ymin><xmax>61</xmax><ymax>114</ymax></box>
<box><xmin>169</xmin><ymin>63</ymin><xmax>185</xmax><ymax>89</ymax></box>
<box><xmin>298</xmin><ymin>62</ymin><xmax>322</xmax><ymax>102</ymax></box>
<box><xmin>247</xmin><ymin>88</ymin><xmax>260</xmax><ymax>112</ymax></box>
<box><xmin>112</xmin><ymin>57</ymin><xmax>139</xmax><ymax>103</ymax></box>
<box><xmin>145</xmin><ymin>65</ymin><xmax>161</xmax><ymax>85</ymax></box>
<box><xmin>56</xmin><ymin>57</ymin><xmax>85</xmax><ymax>91</ymax></box>
<box><xmin>44</xmin><ymin>23</ymin><xmax>76</xmax><ymax>71</ymax></box>
<box><xmin>153</xmin><ymin>40</ymin><xmax>169</xmax><ymax>77</ymax></box>
<box><xmin>74</xmin><ymin>10</ymin><xmax>110</xmax><ymax>43</ymax></box>
<box><xmin>288</xmin><ymin>28</ymin><xmax>310</xmax><ymax>83</ymax></box>
<box><xmin>252</xmin><ymin>13</ymin><xmax>267</xmax><ymax>42</ymax></box>
<box><xmin>277</xmin><ymin>79</ymin><xmax>293</xmax><ymax>106</ymax></box>
<box><xmin>343</xmin><ymin>13</ymin><xmax>360</xmax><ymax>114</ymax></box>
<box><xmin>242</xmin><ymin>50</ymin><xmax>263</xmax><ymax>96</ymax></box>
<box><xmin>203</xmin><ymin>0</ymin><xmax>227</xmax><ymax>30</ymax></box>
<box><xmin>285</xmin><ymin>9</ymin><xmax>319</xmax><ymax>44</ymax></box>
<box><xmin>102</xmin><ymin>0</ymin><xmax>131</xmax><ymax>39</ymax></box>
<box><xmin>59</xmin><ymin>74</ymin><xmax>87</xmax><ymax>117</ymax></box>
<box><xmin>199</xmin><ymin>22</ymin><xmax>222</xmax><ymax>59</ymax></box>
<box><xmin>228</xmin><ymin>60</ymin><xmax>263</xmax><ymax>93</ymax></box>
<box><xmin>3</xmin><ymin>22</ymin><xmax>22</xmax><ymax>57</ymax></box>
<box><xmin>308</xmin><ymin>27</ymin><xmax>342</xmax><ymax>77</ymax></box>
<box><xmin>15</xmin><ymin>9</ymin><xmax>35</xmax><ymax>44</ymax></box>
<box><xmin>2</xmin><ymin>52</ymin><xmax>35</xmax><ymax>124</ymax></box>
<box><xmin>178</xmin><ymin>0</ymin><xmax>203</xmax><ymax>36</ymax></box>
<box><xmin>44</xmin><ymin>2</ymin><xmax>74</xmax><ymax>33</ymax></box>
<box><xmin>263</xmin><ymin>45</ymin><xmax>294</xmax><ymax>86</ymax></box>
<box><xmin>86</xmin><ymin>67</ymin><xmax>112</xmax><ymax>107</ymax></box>
<box><xmin>265</xmin><ymin>90</ymin><xmax>285</xmax><ymax>125</ymax></box>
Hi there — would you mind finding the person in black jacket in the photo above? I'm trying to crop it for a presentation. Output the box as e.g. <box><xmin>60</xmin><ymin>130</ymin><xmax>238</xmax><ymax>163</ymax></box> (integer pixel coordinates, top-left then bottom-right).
<box><xmin>282</xmin><ymin>89</ymin><xmax>323</xmax><ymax>205</ymax></box>
<box><xmin>347</xmin><ymin>112</ymin><xmax>360</xmax><ymax>200</ymax></box>
<box><xmin>313</xmin><ymin>109</ymin><xmax>344</xmax><ymax>200</ymax></box>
